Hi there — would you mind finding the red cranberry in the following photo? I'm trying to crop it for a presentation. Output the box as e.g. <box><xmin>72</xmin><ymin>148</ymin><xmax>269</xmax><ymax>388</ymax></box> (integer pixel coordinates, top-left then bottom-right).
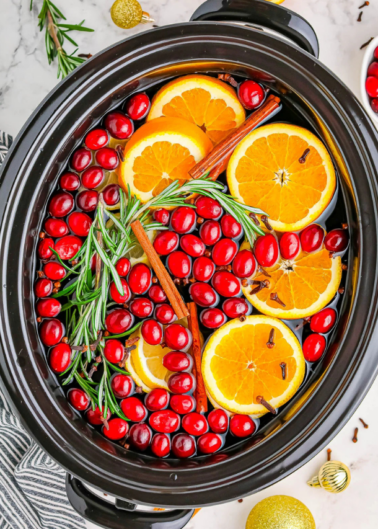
<box><xmin>45</xmin><ymin>219</ymin><xmax>68</xmax><ymax>238</ymax></box>
<box><xmin>38</xmin><ymin>238</ymin><xmax>55</xmax><ymax>260</ymax></box>
<box><xmin>171</xmin><ymin>207</ymin><xmax>196</xmax><ymax>234</ymax></box>
<box><xmin>125</xmin><ymin>93</ymin><xmax>150</xmax><ymax>120</ymax></box>
<box><xmin>49</xmin><ymin>192</ymin><xmax>74</xmax><ymax>217</ymax></box>
<box><xmin>193</xmin><ymin>256</ymin><xmax>215</xmax><ymax>282</ymax></box>
<box><xmin>170</xmin><ymin>395</ymin><xmax>196</xmax><ymax>414</ymax></box>
<box><xmin>141</xmin><ymin>319</ymin><xmax>162</xmax><ymax>345</ymax></box>
<box><xmin>68</xmin><ymin>212</ymin><xmax>92</xmax><ymax>237</ymax></box>
<box><xmin>86</xmin><ymin>406</ymin><xmax>111</xmax><ymax>426</ymax></box>
<box><xmin>148</xmin><ymin>285</ymin><xmax>167</xmax><ymax>303</ymax></box>
<box><xmin>55</xmin><ymin>235</ymin><xmax>82</xmax><ymax>260</ymax></box>
<box><xmin>371</xmin><ymin>98</ymin><xmax>378</xmax><ymax>113</ymax></box>
<box><xmin>303</xmin><ymin>333</ymin><xmax>326</xmax><ymax>362</ymax></box>
<box><xmin>368</xmin><ymin>61</ymin><xmax>378</xmax><ymax>78</ymax></box>
<box><xmin>221</xmin><ymin>214</ymin><xmax>242</xmax><ymax>238</ymax></box>
<box><xmin>198</xmin><ymin>433</ymin><xmax>223</xmax><ymax>454</ymax></box>
<box><xmin>151</xmin><ymin>433</ymin><xmax>171</xmax><ymax>458</ymax></box>
<box><xmin>68</xmin><ymin>388</ymin><xmax>90</xmax><ymax>411</ymax></box>
<box><xmin>103</xmin><ymin>184</ymin><xmax>120</xmax><ymax>206</ymax></box>
<box><xmin>153</xmin><ymin>209</ymin><xmax>170</xmax><ymax>225</ymax></box>
<box><xmin>149</xmin><ymin>410</ymin><xmax>180</xmax><ymax>433</ymax></box>
<box><xmin>71</xmin><ymin>148</ymin><xmax>92</xmax><ymax>172</ymax></box>
<box><xmin>310</xmin><ymin>308</ymin><xmax>337</xmax><ymax>334</ymax></box>
<box><xmin>128</xmin><ymin>263</ymin><xmax>152</xmax><ymax>294</ymax></box>
<box><xmin>232</xmin><ymin>250</ymin><xmax>256</xmax><ymax>278</ymax></box>
<box><xmin>199</xmin><ymin>220</ymin><xmax>221</xmax><ymax>246</ymax></box>
<box><xmin>208</xmin><ymin>409</ymin><xmax>229</xmax><ymax>433</ymax></box>
<box><xmin>167</xmin><ymin>251</ymin><xmax>191</xmax><ymax>278</ymax></box>
<box><xmin>195</xmin><ymin>196</ymin><xmax>222</xmax><ymax>220</ymax></box>
<box><xmin>109</xmin><ymin>278</ymin><xmax>131</xmax><ymax>304</ymax></box>
<box><xmin>180</xmin><ymin>234</ymin><xmax>205</xmax><ymax>258</ymax></box>
<box><xmin>153</xmin><ymin>231</ymin><xmax>179</xmax><ymax>255</ymax></box>
<box><xmin>95</xmin><ymin>147</ymin><xmax>119</xmax><ymax>170</ymax></box>
<box><xmin>35</xmin><ymin>278</ymin><xmax>53</xmax><ymax>298</ymax></box>
<box><xmin>43</xmin><ymin>262</ymin><xmax>66</xmax><ymax>281</ymax></box>
<box><xmin>182</xmin><ymin>412</ymin><xmax>208</xmax><ymax>436</ymax></box>
<box><xmin>212</xmin><ymin>271</ymin><xmax>241</xmax><ymax>297</ymax></box>
<box><xmin>168</xmin><ymin>372</ymin><xmax>194</xmax><ymax>394</ymax></box>
<box><xmin>254</xmin><ymin>234</ymin><xmax>279</xmax><ymax>267</ymax></box>
<box><xmin>163</xmin><ymin>351</ymin><xmax>192</xmax><ymax>372</ymax></box>
<box><xmin>324</xmin><ymin>229</ymin><xmax>348</xmax><ymax>253</ymax></box>
<box><xmin>39</xmin><ymin>318</ymin><xmax>64</xmax><ymax>347</ymax></box>
<box><xmin>111</xmin><ymin>374</ymin><xmax>134</xmax><ymax>398</ymax></box>
<box><xmin>145</xmin><ymin>389</ymin><xmax>170</xmax><ymax>412</ymax></box>
<box><xmin>121</xmin><ymin>396</ymin><xmax>147</xmax><ymax>422</ymax></box>
<box><xmin>105</xmin><ymin>308</ymin><xmax>134</xmax><ymax>334</ymax></box>
<box><xmin>81</xmin><ymin>166</ymin><xmax>105</xmax><ymax>189</ymax></box>
<box><xmin>172</xmin><ymin>433</ymin><xmax>196</xmax><ymax>458</ymax></box>
<box><xmin>130</xmin><ymin>297</ymin><xmax>154</xmax><ymax>318</ymax></box>
<box><xmin>129</xmin><ymin>423</ymin><xmax>152</xmax><ymax>450</ymax></box>
<box><xmin>200</xmin><ymin>308</ymin><xmax>226</xmax><ymax>329</ymax></box>
<box><xmin>60</xmin><ymin>172</ymin><xmax>80</xmax><ymax>191</ymax></box>
<box><xmin>366</xmin><ymin>76</ymin><xmax>378</xmax><ymax>98</ymax></box>
<box><xmin>280</xmin><ymin>232</ymin><xmax>301</xmax><ymax>260</ymax></box>
<box><xmin>103</xmin><ymin>418</ymin><xmax>129</xmax><ymax>440</ymax></box>
<box><xmin>222</xmin><ymin>298</ymin><xmax>249</xmax><ymax>319</ymax></box>
<box><xmin>36</xmin><ymin>298</ymin><xmax>61</xmax><ymax>318</ymax></box>
<box><xmin>212</xmin><ymin>239</ymin><xmax>238</xmax><ymax>266</ymax></box>
<box><xmin>104</xmin><ymin>339</ymin><xmax>124</xmax><ymax>363</ymax></box>
<box><xmin>300</xmin><ymin>225</ymin><xmax>324</xmax><ymax>253</ymax></box>
<box><xmin>164</xmin><ymin>324</ymin><xmax>190</xmax><ymax>350</ymax></box>
<box><xmin>189</xmin><ymin>282</ymin><xmax>218</xmax><ymax>307</ymax></box>
<box><xmin>230</xmin><ymin>415</ymin><xmax>256</xmax><ymax>437</ymax></box>
<box><xmin>105</xmin><ymin>112</ymin><xmax>134</xmax><ymax>139</ymax></box>
<box><xmin>155</xmin><ymin>304</ymin><xmax>175</xmax><ymax>324</ymax></box>
<box><xmin>115</xmin><ymin>257</ymin><xmax>131</xmax><ymax>277</ymax></box>
<box><xmin>77</xmin><ymin>190</ymin><xmax>98</xmax><ymax>212</ymax></box>
<box><xmin>238</xmin><ymin>80</ymin><xmax>265</xmax><ymax>109</ymax></box>
<box><xmin>85</xmin><ymin>128</ymin><xmax>109</xmax><ymax>150</ymax></box>
<box><xmin>49</xmin><ymin>343</ymin><xmax>71</xmax><ymax>373</ymax></box>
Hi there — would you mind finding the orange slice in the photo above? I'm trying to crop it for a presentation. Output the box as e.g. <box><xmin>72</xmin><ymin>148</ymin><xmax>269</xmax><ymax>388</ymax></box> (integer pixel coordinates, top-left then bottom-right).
<box><xmin>202</xmin><ymin>316</ymin><xmax>305</xmax><ymax>415</ymax></box>
<box><xmin>227</xmin><ymin>123</ymin><xmax>336</xmax><ymax>231</ymax></box>
<box><xmin>147</xmin><ymin>75</ymin><xmax>246</xmax><ymax>144</ymax></box>
<box><xmin>118</xmin><ymin>117</ymin><xmax>212</xmax><ymax>202</ymax></box>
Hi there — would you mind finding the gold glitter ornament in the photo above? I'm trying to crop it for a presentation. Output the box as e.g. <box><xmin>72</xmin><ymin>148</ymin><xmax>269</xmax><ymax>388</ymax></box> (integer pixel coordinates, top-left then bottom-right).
<box><xmin>307</xmin><ymin>460</ymin><xmax>351</xmax><ymax>493</ymax></box>
<box><xmin>246</xmin><ymin>496</ymin><xmax>316</xmax><ymax>529</ymax></box>
<box><xmin>110</xmin><ymin>0</ymin><xmax>154</xmax><ymax>29</ymax></box>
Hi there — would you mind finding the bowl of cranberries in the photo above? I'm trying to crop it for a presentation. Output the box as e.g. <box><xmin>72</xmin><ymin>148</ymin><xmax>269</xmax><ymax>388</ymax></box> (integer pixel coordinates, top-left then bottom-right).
<box><xmin>361</xmin><ymin>36</ymin><xmax>378</xmax><ymax>124</ymax></box>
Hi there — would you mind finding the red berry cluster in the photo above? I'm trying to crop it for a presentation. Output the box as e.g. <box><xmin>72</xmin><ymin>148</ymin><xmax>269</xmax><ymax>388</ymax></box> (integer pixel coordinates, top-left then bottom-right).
<box><xmin>366</xmin><ymin>46</ymin><xmax>378</xmax><ymax>113</ymax></box>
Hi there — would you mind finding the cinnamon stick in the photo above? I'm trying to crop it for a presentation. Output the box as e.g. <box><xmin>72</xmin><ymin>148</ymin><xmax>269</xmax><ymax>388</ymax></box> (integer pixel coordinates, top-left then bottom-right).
<box><xmin>189</xmin><ymin>94</ymin><xmax>281</xmax><ymax>179</ymax></box>
<box><xmin>187</xmin><ymin>302</ymin><xmax>208</xmax><ymax>413</ymax></box>
<box><xmin>130</xmin><ymin>220</ymin><xmax>189</xmax><ymax>319</ymax></box>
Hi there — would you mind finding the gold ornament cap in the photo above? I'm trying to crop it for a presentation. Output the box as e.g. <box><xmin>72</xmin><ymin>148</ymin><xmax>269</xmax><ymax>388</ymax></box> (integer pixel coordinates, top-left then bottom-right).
<box><xmin>307</xmin><ymin>460</ymin><xmax>351</xmax><ymax>494</ymax></box>
<box><xmin>111</xmin><ymin>0</ymin><xmax>154</xmax><ymax>29</ymax></box>
<box><xmin>246</xmin><ymin>495</ymin><xmax>316</xmax><ymax>529</ymax></box>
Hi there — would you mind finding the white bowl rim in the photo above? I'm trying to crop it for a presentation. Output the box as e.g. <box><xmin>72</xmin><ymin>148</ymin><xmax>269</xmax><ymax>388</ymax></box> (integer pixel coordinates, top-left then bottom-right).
<box><xmin>360</xmin><ymin>35</ymin><xmax>378</xmax><ymax>126</ymax></box>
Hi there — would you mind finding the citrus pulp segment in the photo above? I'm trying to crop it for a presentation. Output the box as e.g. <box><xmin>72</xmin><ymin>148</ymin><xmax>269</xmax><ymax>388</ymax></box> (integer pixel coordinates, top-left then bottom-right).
<box><xmin>125</xmin><ymin>355</ymin><xmax>152</xmax><ymax>393</ymax></box>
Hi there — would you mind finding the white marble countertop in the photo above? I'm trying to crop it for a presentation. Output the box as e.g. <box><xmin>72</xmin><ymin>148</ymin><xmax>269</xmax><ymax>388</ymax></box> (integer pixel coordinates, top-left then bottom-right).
<box><xmin>1</xmin><ymin>1</ymin><xmax>378</xmax><ymax>528</ymax></box>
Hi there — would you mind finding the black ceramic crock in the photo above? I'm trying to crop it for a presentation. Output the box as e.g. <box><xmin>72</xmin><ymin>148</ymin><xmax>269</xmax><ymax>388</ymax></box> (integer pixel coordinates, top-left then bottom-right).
<box><xmin>1</xmin><ymin>1</ymin><xmax>378</xmax><ymax>528</ymax></box>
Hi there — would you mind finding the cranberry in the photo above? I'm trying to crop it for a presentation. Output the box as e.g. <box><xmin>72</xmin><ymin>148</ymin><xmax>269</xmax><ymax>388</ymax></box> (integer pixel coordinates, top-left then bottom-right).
<box><xmin>153</xmin><ymin>209</ymin><xmax>170</xmax><ymax>225</ymax></box>
<box><xmin>111</xmin><ymin>374</ymin><xmax>134</xmax><ymax>398</ymax></box>
<box><xmin>141</xmin><ymin>319</ymin><xmax>162</xmax><ymax>345</ymax></box>
<box><xmin>212</xmin><ymin>239</ymin><xmax>238</xmax><ymax>266</ymax></box>
<box><xmin>153</xmin><ymin>231</ymin><xmax>179</xmax><ymax>255</ymax></box>
<box><xmin>310</xmin><ymin>308</ymin><xmax>337</xmax><ymax>334</ymax></box>
<box><xmin>303</xmin><ymin>333</ymin><xmax>326</xmax><ymax>362</ymax></box>
<box><xmin>366</xmin><ymin>76</ymin><xmax>378</xmax><ymax>98</ymax></box>
<box><xmin>200</xmin><ymin>308</ymin><xmax>226</xmax><ymax>329</ymax></box>
<box><xmin>105</xmin><ymin>308</ymin><xmax>134</xmax><ymax>334</ymax></box>
<box><xmin>148</xmin><ymin>285</ymin><xmax>167</xmax><ymax>303</ymax></box>
<box><xmin>49</xmin><ymin>343</ymin><xmax>71</xmax><ymax>373</ymax></box>
<box><xmin>36</xmin><ymin>298</ymin><xmax>61</xmax><ymax>318</ymax></box>
<box><xmin>170</xmin><ymin>394</ymin><xmax>196</xmax><ymax>415</ymax></box>
<box><xmin>43</xmin><ymin>262</ymin><xmax>66</xmax><ymax>281</ymax></box>
<box><xmin>115</xmin><ymin>257</ymin><xmax>131</xmax><ymax>277</ymax></box>
<box><xmin>280</xmin><ymin>232</ymin><xmax>301</xmax><ymax>260</ymax></box>
<box><xmin>189</xmin><ymin>282</ymin><xmax>218</xmax><ymax>307</ymax></box>
<box><xmin>371</xmin><ymin>98</ymin><xmax>378</xmax><ymax>113</ymax></box>
<box><xmin>145</xmin><ymin>389</ymin><xmax>170</xmax><ymax>412</ymax></box>
<box><xmin>71</xmin><ymin>148</ymin><xmax>92</xmax><ymax>172</ymax></box>
<box><xmin>81</xmin><ymin>166</ymin><xmax>105</xmax><ymax>189</ymax></box>
<box><xmin>149</xmin><ymin>410</ymin><xmax>180</xmax><ymax>433</ymax></box>
<box><xmin>85</xmin><ymin>128</ymin><xmax>109</xmax><ymax>150</ymax></box>
<box><xmin>163</xmin><ymin>351</ymin><xmax>192</xmax><ymax>372</ymax></box>
<box><xmin>103</xmin><ymin>418</ymin><xmax>129</xmax><ymax>441</ymax></box>
<box><xmin>130</xmin><ymin>297</ymin><xmax>154</xmax><ymax>318</ymax></box>
<box><xmin>168</xmin><ymin>372</ymin><xmax>194</xmax><ymax>394</ymax></box>
<box><xmin>68</xmin><ymin>212</ymin><xmax>92</xmax><ymax>237</ymax></box>
<box><xmin>230</xmin><ymin>415</ymin><xmax>256</xmax><ymax>437</ymax></box>
<box><xmin>198</xmin><ymin>432</ymin><xmax>223</xmax><ymax>454</ymax></box>
<box><xmin>49</xmin><ymin>191</ymin><xmax>74</xmax><ymax>217</ymax></box>
<box><xmin>167</xmin><ymin>251</ymin><xmax>191</xmax><ymax>278</ymax></box>
<box><xmin>95</xmin><ymin>147</ymin><xmax>119</xmax><ymax>170</ymax></box>
<box><xmin>199</xmin><ymin>220</ymin><xmax>221</xmax><ymax>246</ymax></box>
<box><xmin>77</xmin><ymin>190</ymin><xmax>98</xmax><ymax>212</ymax></box>
<box><xmin>193</xmin><ymin>256</ymin><xmax>215</xmax><ymax>282</ymax></box>
<box><xmin>68</xmin><ymin>388</ymin><xmax>90</xmax><ymax>411</ymax></box>
<box><xmin>171</xmin><ymin>207</ymin><xmax>196</xmax><ymax>234</ymax></box>
<box><xmin>121</xmin><ymin>396</ymin><xmax>147</xmax><ymax>422</ymax></box>
<box><xmin>212</xmin><ymin>271</ymin><xmax>241</xmax><ymax>297</ymax></box>
<box><xmin>195</xmin><ymin>196</ymin><xmax>222</xmax><ymax>220</ymax></box>
<box><xmin>182</xmin><ymin>412</ymin><xmax>208</xmax><ymax>436</ymax></box>
<box><xmin>324</xmin><ymin>229</ymin><xmax>349</xmax><ymax>253</ymax></box>
<box><xmin>221</xmin><ymin>214</ymin><xmax>242</xmax><ymax>238</ymax></box>
<box><xmin>109</xmin><ymin>278</ymin><xmax>131</xmax><ymax>304</ymax></box>
<box><xmin>45</xmin><ymin>219</ymin><xmax>69</xmax><ymax>238</ymax></box>
<box><xmin>254</xmin><ymin>234</ymin><xmax>279</xmax><ymax>267</ymax></box>
<box><xmin>238</xmin><ymin>80</ymin><xmax>265</xmax><ymax>109</ymax></box>
<box><xmin>125</xmin><ymin>93</ymin><xmax>150</xmax><ymax>120</ymax></box>
<box><xmin>86</xmin><ymin>406</ymin><xmax>111</xmax><ymax>426</ymax></box>
<box><xmin>180</xmin><ymin>234</ymin><xmax>205</xmax><ymax>257</ymax></box>
<box><xmin>155</xmin><ymin>304</ymin><xmax>176</xmax><ymax>324</ymax></box>
<box><xmin>55</xmin><ymin>235</ymin><xmax>82</xmax><ymax>260</ymax></box>
<box><xmin>39</xmin><ymin>318</ymin><xmax>64</xmax><ymax>347</ymax></box>
<box><xmin>103</xmin><ymin>184</ymin><xmax>120</xmax><ymax>206</ymax></box>
<box><xmin>128</xmin><ymin>263</ymin><xmax>152</xmax><ymax>294</ymax></box>
<box><xmin>164</xmin><ymin>324</ymin><xmax>190</xmax><ymax>350</ymax></box>
<box><xmin>35</xmin><ymin>278</ymin><xmax>53</xmax><ymax>298</ymax></box>
<box><xmin>129</xmin><ymin>423</ymin><xmax>152</xmax><ymax>451</ymax></box>
<box><xmin>232</xmin><ymin>250</ymin><xmax>256</xmax><ymax>278</ymax></box>
<box><xmin>104</xmin><ymin>339</ymin><xmax>124</xmax><ymax>363</ymax></box>
<box><xmin>60</xmin><ymin>172</ymin><xmax>80</xmax><ymax>191</ymax></box>
<box><xmin>151</xmin><ymin>433</ymin><xmax>171</xmax><ymax>458</ymax></box>
<box><xmin>38</xmin><ymin>238</ymin><xmax>55</xmax><ymax>260</ymax></box>
<box><xmin>222</xmin><ymin>298</ymin><xmax>249</xmax><ymax>319</ymax></box>
<box><xmin>171</xmin><ymin>433</ymin><xmax>196</xmax><ymax>458</ymax></box>
<box><xmin>105</xmin><ymin>112</ymin><xmax>134</xmax><ymax>139</ymax></box>
<box><xmin>300</xmin><ymin>224</ymin><xmax>324</xmax><ymax>253</ymax></box>
<box><xmin>207</xmin><ymin>409</ymin><xmax>229</xmax><ymax>433</ymax></box>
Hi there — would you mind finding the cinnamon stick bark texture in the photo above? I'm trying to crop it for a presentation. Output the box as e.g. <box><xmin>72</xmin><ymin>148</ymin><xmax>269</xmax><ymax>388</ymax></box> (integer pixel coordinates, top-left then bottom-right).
<box><xmin>130</xmin><ymin>220</ymin><xmax>189</xmax><ymax>319</ymax></box>
<box><xmin>187</xmin><ymin>302</ymin><xmax>208</xmax><ymax>413</ymax></box>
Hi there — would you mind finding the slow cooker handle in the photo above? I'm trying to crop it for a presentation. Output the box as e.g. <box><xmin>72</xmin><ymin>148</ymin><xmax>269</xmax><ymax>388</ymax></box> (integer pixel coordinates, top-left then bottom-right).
<box><xmin>191</xmin><ymin>0</ymin><xmax>319</xmax><ymax>58</ymax></box>
<box><xmin>66</xmin><ymin>475</ymin><xmax>195</xmax><ymax>529</ymax></box>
